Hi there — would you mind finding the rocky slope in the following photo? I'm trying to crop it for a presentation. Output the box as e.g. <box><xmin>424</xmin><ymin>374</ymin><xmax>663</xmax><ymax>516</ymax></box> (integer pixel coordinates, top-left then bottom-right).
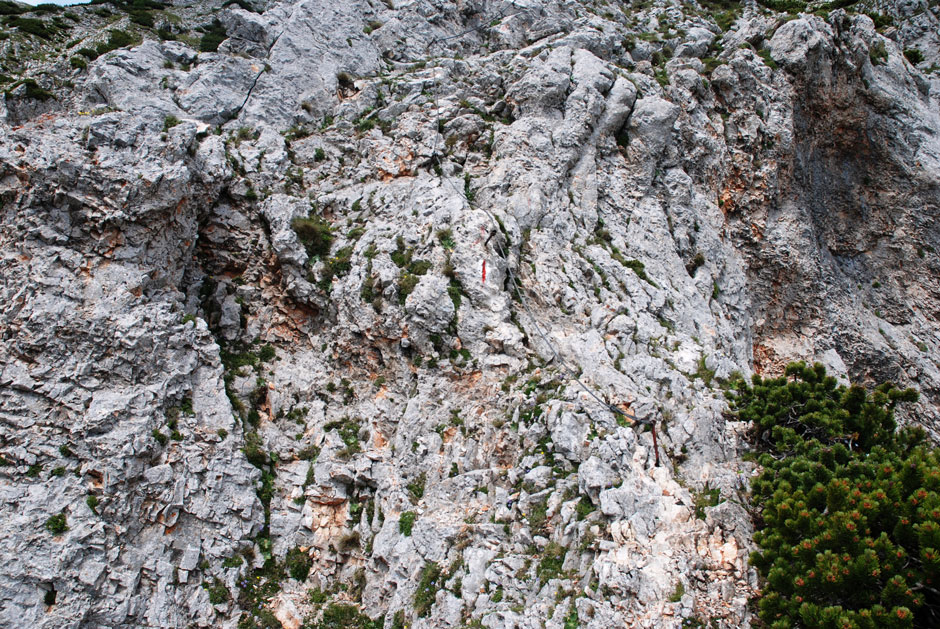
<box><xmin>0</xmin><ymin>0</ymin><xmax>938</xmax><ymax>627</ymax></box>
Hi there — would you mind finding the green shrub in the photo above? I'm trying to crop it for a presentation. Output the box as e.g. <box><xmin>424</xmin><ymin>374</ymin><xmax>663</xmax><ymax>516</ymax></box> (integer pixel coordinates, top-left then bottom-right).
<box><xmin>866</xmin><ymin>11</ymin><xmax>893</xmax><ymax>29</ymax></box>
<box><xmin>692</xmin><ymin>356</ymin><xmax>716</xmax><ymax>387</ymax></box>
<box><xmin>399</xmin><ymin>511</ymin><xmax>416</xmax><ymax>536</ymax></box>
<box><xmin>693</xmin><ymin>484</ymin><xmax>721</xmax><ymax>519</ymax></box>
<box><xmin>26</xmin><ymin>463</ymin><xmax>42</xmax><ymax>477</ymax></box>
<box><xmin>11</xmin><ymin>79</ymin><xmax>54</xmax><ymax>101</ymax></box>
<box><xmin>292</xmin><ymin>215</ymin><xmax>333</xmax><ymax>259</ymax></box>
<box><xmin>285</xmin><ymin>546</ymin><xmax>312</xmax><ymax>581</ymax></box>
<box><xmin>96</xmin><ymin>29</ymin><xmax>136</xmax><ymax>56</ymax></box>
<box><xmin>686</xmin><ymin>252</ymin><xmax>706</xmax><ymax>275</ymax></box>
<box><xmin>163</xmin><ymin>114</ymin><xmax>181</xmax><ymax>132</ymax></box>
<box><xmin>32</xmin><ymin>3</ymin><xmax>63</xmax><ymax>14</ymax></box>
<box><xmin>611</xmin><ymin>250</ymin><xmax>657</xmax><ymax>287</ymax></box>
<box><xmin>69</xmin><ymin>56</ymin><xmax>87</xmax><ymax>70</ymax></box>
<box><xmin>321</xmin><ymin>246</ymin><xmax>353</xmax><ymax>286</ymax></box>
<box><xmin>397</xmin><ymin>258</ymin><xmax>431</xmax><ymax>304</ymax></box>
<box><xmin>526</xmin><ymin>498</ymin><xmax>549</xmax><ymax>536</ymax></box>
<box><xmin>732</xmin><ymin>362</ymin><xmax>931</xmax><ymax>628</ymax></box>
<box><xmin>904</xmin><ymin>48</ymin><xmax>924</xmax><ymax>66</ymax></box>
<box><xmin>756</xmin><ymin>0</ymin><xmax>806</xmax><ymax>12</ymax></box>
<box><xmin>45</xmin><ymin>513</ymin><xmax>67</xmax><ymax>534</ymax></box>
<box><xmin>0</xmin><ymin>2</ymin><xmax>28</xmax><ymax>16</ymax></box>
<box><xmin>758</xmin><ymin>48</ymin><xmax>778</xmax><ymax>70</ymax></box>
<box><xmin>128</xmin><ymin>9</ymin><xmax>154</xmax><ymax>28</ymax></box>
<box><xmin>242</xmin><ymin>431</ymin><xmax>267</xmax><ymax>468</ymax></box>
<box><xmin>397</xmin><ymin>273</ymin><xmax>420</xmax><ymax>304</ymax></box>
<box><xmin>77</xmin><ymin>47</ymin><xmax>98</xmax><ymax>60</ymax></box>
<box><xmin>437</xmin><ymin>229</ymin><xmax>456</xmax><ymax>250</ymax></box>
<box><xmin>5</xmin><ymin>16</ymin><xmax>54</xmax><ymax>39</ymax></box>
<box><xmin>222</xmin><ymin>554</ymin><xmax>243</xmax><ymax>568</ymax></box>
<box><xmin>86</xmin><ymin>495</ymin><xmax>99</xmax><ymax>513</ymax></box>
<box><xmin>198</xmin><ymin>19</ymin><xmax>227</xmax><ymax>52</ymax></box>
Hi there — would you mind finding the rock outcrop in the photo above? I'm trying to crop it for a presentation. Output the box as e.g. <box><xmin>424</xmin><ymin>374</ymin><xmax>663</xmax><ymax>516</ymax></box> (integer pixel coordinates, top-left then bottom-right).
<box><xmin>0</xmin><ymin>0</ymin><xmax>938</xmax><ymax>627</ymax></box>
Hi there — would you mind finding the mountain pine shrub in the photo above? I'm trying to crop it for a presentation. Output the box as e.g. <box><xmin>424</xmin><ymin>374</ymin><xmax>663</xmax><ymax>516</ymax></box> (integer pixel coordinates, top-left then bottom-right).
<box><xmin>731</xmin><ymin>362</ymin><xmax>940</xmax><ymax>628</ymax></box>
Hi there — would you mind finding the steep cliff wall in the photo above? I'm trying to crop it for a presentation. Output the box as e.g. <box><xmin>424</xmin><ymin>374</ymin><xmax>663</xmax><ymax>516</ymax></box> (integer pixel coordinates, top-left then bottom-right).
<box><xmin>0</xmin><ymin>0</ymin><xmax>938</xmax><ymax>627</ymax></box>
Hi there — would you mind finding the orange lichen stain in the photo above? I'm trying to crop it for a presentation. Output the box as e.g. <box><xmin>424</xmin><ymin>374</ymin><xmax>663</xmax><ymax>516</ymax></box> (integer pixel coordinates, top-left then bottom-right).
<box><xmin>442</xmin><ymin>426</ymin><xmax>458</xmax><ymax>444</ymax></box>
<box><xmin>450</xmin><ymin>370</ymin><xmax>483</xmax><ymax>391</ymax></box>
<box><xmin>752</xmin><ymin>343</ymin><xmax>785</xmax><ymax>377</ymax></box>
<box><xmin>749</xmin><ymin>221</ymin><xmax>763</xmax><ymax>240</ymax></box>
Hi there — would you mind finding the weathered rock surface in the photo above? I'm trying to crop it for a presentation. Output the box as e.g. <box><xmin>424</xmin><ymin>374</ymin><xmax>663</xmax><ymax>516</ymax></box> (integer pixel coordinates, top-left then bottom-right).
<box><xmin>0</xmin><ymin>0</ymin><xmax>938</xmax><ymax>627</ymax></box>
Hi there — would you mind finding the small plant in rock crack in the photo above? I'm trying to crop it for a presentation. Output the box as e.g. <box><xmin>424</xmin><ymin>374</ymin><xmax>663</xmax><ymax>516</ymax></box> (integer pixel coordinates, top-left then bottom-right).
<box><xmin>575</xmin><ymin>496</ymin><xmax>596</xmax><ymax>521</ymax></box>
<box><xmin>285</xmin><ymin>546</ymin><xmax>312</xmax><ymax>581</ymax></box>
<box><xmin>324</xmin><ymin>417</ymin><xmax>362</xmax><ymax>458</ymax></box>
<box><xmin>407</xmin><ymin>472</ymin><xmax>426</xmax><ymax>503</ymax></box>
<box><xmin>399</xmin><ymin>511</ymin><xmax>416</xmax><ymax>536</ymax></box>
<box><xmin>437</xmin><ymin>228</ymin><xmax>456</xmax><ymax>250</ymax></box>
<box><xmin>414</xmin><ymin>561</ymin><xmax>443</xmax><ymax>617</ymax></box>
<box><xmin>693</xmin><ymin>484</ymin><xmax>722</xmax><ymax>520</ymax></box>
<box><xmin>45</xmin><ymin>512</ymin><xmax>67</xmax><ymax>535</ymax></box>
<box><xmin>163</xmin><ymin>114</ymin><xmax>181</xmax><ymax>132</ymax></box>
<box><xmin>668</xmin><ymin>580</ymin><xmax>685</xmax><ymax>603</ymax></box>
<box><xmin>204</xmin><ymin>578</ymin><xmax>229</xmax><ymax>604</ymax></box>
<box><xmin>537</xmin><ymin>542</ymin><xmax>566</xmax><ymax>584</ymax></box>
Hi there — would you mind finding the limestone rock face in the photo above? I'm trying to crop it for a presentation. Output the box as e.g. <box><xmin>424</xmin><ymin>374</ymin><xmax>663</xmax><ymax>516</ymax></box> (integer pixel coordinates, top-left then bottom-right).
<box><xmin>0</xmin><ymin>0</ymin><xmax>938</xmax><ymax>627</ymax></box>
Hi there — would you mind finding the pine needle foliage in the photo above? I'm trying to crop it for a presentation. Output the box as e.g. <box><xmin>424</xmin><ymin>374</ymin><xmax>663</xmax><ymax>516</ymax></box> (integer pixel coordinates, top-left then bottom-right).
<box><xmin>731</xmin><ymin>362</ymin><xmax>940</xmax><ymax>629</ymax></box>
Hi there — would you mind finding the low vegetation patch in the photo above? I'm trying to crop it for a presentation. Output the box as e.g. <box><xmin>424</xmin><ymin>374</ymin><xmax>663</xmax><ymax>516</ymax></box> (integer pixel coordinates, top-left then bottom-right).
<box><xmin>324</xmin><ymin>417</ymin><xmax>362</xmax><ymax>458</ymax></box>
<box><xmin>198</xmin><ymin>19</ymin><xmax>227</xmax><ymax>52</ymax></box>
<box><xmin>399</xmin><ymin>510</ymin><xmax>416</xmax><ymax>536</ymax></box>
<box><xmin>292</xmin><ymin>215</ymin><xmax>333</xmax><ymax>259</ymax></box>
<box><xmin>414</xmin><ymin>562</ymin><xmax>443</xmax><ymax>617</ymax></box>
